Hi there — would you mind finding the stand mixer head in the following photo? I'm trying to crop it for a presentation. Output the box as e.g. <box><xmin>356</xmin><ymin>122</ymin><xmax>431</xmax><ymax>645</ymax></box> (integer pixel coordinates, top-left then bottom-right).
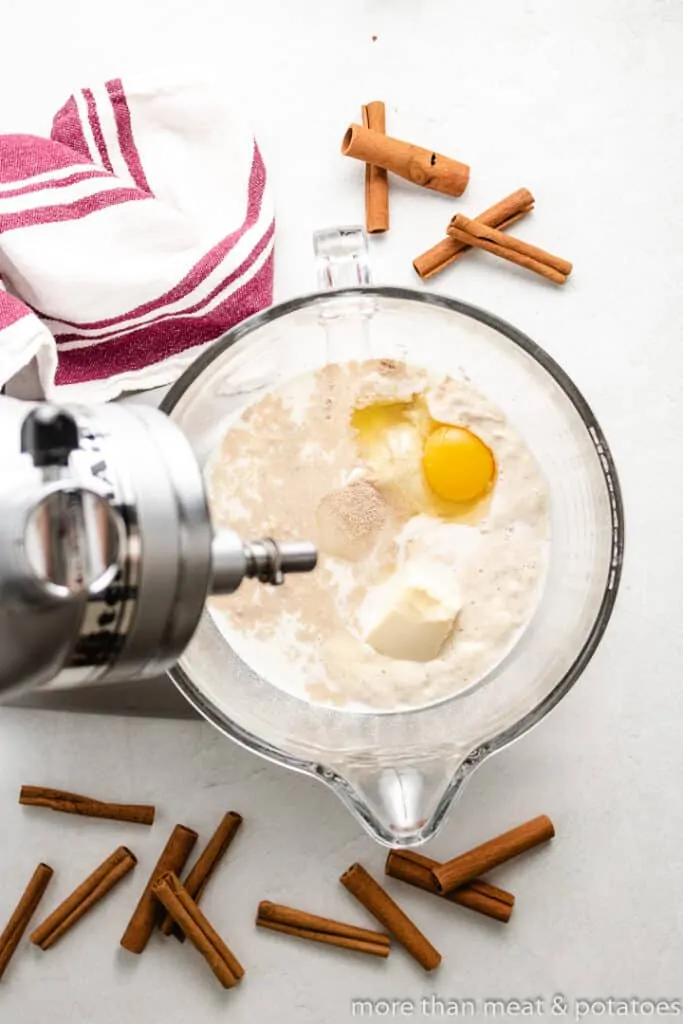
<box><xmin>0</xmin><ymin>398</ymin><xmax>317</xmax><ymax>699</ymax></box>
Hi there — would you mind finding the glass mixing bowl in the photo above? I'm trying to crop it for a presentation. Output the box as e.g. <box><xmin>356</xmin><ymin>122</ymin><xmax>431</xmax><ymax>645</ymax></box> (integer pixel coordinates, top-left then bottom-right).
<box><xmin>161</xmin><ymin>231</ymin><xmax>623</xmax><ymax>847</ymax></box>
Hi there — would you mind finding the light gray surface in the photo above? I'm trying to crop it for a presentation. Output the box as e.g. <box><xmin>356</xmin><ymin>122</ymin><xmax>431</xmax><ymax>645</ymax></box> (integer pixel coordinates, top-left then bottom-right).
<box><xmin>1</xmin><ymin>1</ymin><xmax>682</xmax><ymax>1021</ymax></box>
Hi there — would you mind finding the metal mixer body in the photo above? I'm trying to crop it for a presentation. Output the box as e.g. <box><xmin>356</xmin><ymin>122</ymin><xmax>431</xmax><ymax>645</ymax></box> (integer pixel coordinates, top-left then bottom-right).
<box><xmin>0</xmin><ymin>397</ymin><xmax>316</xmax><ymax>700</ymax></box>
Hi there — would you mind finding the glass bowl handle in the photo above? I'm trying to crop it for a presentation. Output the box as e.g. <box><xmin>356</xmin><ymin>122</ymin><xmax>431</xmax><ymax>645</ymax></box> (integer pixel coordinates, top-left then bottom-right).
<box><xmin>313</xmin><ymin>226</ymin><xmax>372</xmax><ymax>290</ymax></box>
<box><xmin>312</xmin><ymin>227</ymin><xmax>374</xmax><ymax>361</ymax></box>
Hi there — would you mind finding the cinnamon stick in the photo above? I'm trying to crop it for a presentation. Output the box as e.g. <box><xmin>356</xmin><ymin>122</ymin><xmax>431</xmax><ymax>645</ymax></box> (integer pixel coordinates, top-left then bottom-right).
<box><xmin>19</xmin><ymin>785</ymin><xmax>155</xmax><ymax>826</ymax></box>
<box><xmin>385</xmin><ymin>850</ymin><xmax>514</xmax><ymax>923</ymax></box>
<box><xmin>413</xmin><ymin>188</ymin><xmax>534</xmax><ymax>280</ymax></box>
<box><xmin>161</xmin><ymin>811</ymin><xmax>242</xmax><ymax>939</ymax></box>
<box><xmin>0</xmin><ymin>863</ymin><xmax>53</xmax><ymax>978</ymax></box>
<box><xmin>361</xmin><ymin>101</ymin><xmax>389</xmax><ymax>233</ymax></box>
<box><xmin>447</xmin><ymin>216</ymin><xmax>571</xmax><ymax>285</ymax></box>
<box><xmin>433</xmin><ymin>815</ymin><xmax>556</xmax><ymax>894</ymax></box>
<box><xmin>120</xmin><ymin>824</ymin><xmax>197</xmax><ymax>953</ymax></box>
<box><xmin>154</xmin><ymin>873</ymin><xmax>244</xmax><ymax>989</ymax></box>
<box><xmin>342</xmin><ymin>123</ymin><xmax>469</xmax><ymax>197</ymax></box>
<box><xmin>31</xmin><ymin>847</ymin><xmax>135</xmax><ymax>950</ymax></box>
<box><xmin>452</xmin><ymin>214</ymin><xmax>571</xmax><ymax>274</ymax></box>
<box><xmin>256</xmin><ymin>900</ymin><xmax>390</xmax><ymax>957</ymax></box>
<box><xmin>340</xmin><ymin>863</ymin><xmax>440</xmax><ymax>971</ymax></box>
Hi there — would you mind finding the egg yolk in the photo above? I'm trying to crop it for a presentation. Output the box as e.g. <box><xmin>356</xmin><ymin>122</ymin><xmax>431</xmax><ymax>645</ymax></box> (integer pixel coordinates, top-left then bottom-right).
<box><xmin>422</xmin><ymin>426</ymin><xmax>495</xmax><ymax>504</ymax></box>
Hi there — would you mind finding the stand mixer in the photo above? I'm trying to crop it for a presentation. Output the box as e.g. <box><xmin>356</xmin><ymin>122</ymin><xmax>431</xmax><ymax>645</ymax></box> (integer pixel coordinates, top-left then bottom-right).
<box><xmin>0</xmin><ymin>397</ymin><xmax>317</xmax><ymax>699</ymax></box>
<box><xmin>0</xmin><ymin>228</ymin><xmax>623</xmax><ymax>847</ymax></box>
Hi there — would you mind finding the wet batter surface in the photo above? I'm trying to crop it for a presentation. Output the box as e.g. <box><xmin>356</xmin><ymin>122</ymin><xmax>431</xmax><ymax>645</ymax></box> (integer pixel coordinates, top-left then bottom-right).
<box><xmin>206</xmin><ymin>359</ymin><xmax>550</xmax><ymax>712</ymax></box>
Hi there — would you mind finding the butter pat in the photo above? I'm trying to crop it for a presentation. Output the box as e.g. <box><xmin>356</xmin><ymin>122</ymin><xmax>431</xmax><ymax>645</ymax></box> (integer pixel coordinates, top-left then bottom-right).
<box><xmin>362</xmin><ymin>563</ymin><xmax>462</xmax><ymax>662</ymax></box>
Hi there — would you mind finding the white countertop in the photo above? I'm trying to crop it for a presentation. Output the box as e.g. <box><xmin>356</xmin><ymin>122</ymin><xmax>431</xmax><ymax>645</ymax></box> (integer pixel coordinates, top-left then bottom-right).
<box><xmin>1</xmin><ymin>1</ymin><xmax>683</xmax><ymax>1021</ymax></box>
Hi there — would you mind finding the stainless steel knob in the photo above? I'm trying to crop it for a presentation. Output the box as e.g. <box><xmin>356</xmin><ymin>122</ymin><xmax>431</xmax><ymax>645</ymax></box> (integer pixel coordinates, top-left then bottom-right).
<box><xmin>23</xmin><ymin>488</ymin><xmax>121</xmax><ymax>600</ymax></box>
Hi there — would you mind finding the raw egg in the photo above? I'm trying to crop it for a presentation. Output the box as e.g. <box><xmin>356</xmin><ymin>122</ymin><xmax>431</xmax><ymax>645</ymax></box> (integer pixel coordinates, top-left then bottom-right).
<box><xmin>351</xmin><ymin>399</ymin><xmax>430</xmax><ymax>516</ymax></box>
<box><xmin>422</xmin><ymin>425</ymin><xmax>495</xmax><ymax>503</ymax></box>
<box><xmin>352</xmin><ymin>394</ymin><xmax>496</xmax><ymax>519</ymax></box>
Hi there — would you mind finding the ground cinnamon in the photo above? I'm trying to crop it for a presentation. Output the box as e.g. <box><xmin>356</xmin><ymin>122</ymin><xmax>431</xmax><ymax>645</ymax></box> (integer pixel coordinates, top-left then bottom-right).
<box><xmin>447</xmin><ymin>216</ymin><xmax>571</xmax><ymax>284</ymax></box>
<box><xmin>385</xmin><ymin>850</ymin><xmax>514</xmax><ymax>923</ymax></box>
<box><xmin>340</xmin><ymin>862</ymin><xmax>440</xmax><ymax>971</ymax></box>
<box><xmin>342</xmin><ymin>123</ymin><xmax>469</xmax><ymax>197</ymax></box>
<box><xmin>0</xmin><ymin>863</ymin><xmax>53</xmax><ymax>978</ymax></box>
<box><xmin>19</xmin><ymin>785</ymin><xmax>155</xmax><ymax>826</ymax></box>
<box><xmin>413</xmin><ymin>188</ymin><xmax>534</xmax><ymax>280</ymax></box>
<box><xmin>361</xmin><ymin>101</ymin><xmax>389</xmax><ymax>233</ymax></box>
<box><xmin>161</xmin><ymin>811</ymin><xmax>242</xmax><ymax>939</ymax></box>
<box><xmin>31</xmin><ymin>847</ymin><xmax>135</xmax><ymax>950</ymax></box>
<box><xmin>154</xmin><ymin>872</ymin><xmax>244</xmax><ymax>989</ymax></box>
<box><xmin>433</xmin><ymin>815</ymin><xmax>556</xmax><ymax>894</ymax></box>
<box><xmin>120</xmin><ymin>824</ymin><xmax>197</xmax><ymax>953</ymax></box>
<box><xmin>256</xmin><ymin>900</ymin><xmax>390</xmax><ymax>957</ymax></box>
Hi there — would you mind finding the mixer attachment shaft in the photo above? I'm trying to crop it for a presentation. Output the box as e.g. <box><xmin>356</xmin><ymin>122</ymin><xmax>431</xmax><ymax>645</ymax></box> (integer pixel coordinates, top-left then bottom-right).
<box><xmin>243</xmin><ymin>539</ymin><xmax>318</xmax><ymax>586</ymax></box>
<box><xmin>210</xmin><ymin>532</ymin><xmax>317</xmax><ymax>595</ymax></box>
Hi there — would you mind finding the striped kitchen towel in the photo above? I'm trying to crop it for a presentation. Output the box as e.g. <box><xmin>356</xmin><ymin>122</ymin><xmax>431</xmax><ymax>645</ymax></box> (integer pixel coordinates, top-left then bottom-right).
<box><xmin>0</xmin><ymin>79</ymin><xmax>274</xmax><ymax>401</ymax></box>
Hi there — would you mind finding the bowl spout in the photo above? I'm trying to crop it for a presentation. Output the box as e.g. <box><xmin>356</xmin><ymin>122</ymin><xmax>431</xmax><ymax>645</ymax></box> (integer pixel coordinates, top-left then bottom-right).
<box><xmin>326</xmin><ymin>756</ymin><xmax>470</xmax><ymax>848</ymax></box>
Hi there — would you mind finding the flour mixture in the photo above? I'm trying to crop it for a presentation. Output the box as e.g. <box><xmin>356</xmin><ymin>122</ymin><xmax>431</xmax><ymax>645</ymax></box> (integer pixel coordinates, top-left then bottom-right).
<box><xmin>206</xmin><ymin>359</ymin><xmax>550</xmax><ymax>712</ymax></box>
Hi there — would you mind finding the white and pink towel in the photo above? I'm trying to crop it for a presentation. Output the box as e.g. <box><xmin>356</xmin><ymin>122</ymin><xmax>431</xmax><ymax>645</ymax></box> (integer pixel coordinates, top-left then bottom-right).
<box><xmin>0</xmin><ymin>79</ymin><xmax>274</xmax><ymax>401</ymax></box>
